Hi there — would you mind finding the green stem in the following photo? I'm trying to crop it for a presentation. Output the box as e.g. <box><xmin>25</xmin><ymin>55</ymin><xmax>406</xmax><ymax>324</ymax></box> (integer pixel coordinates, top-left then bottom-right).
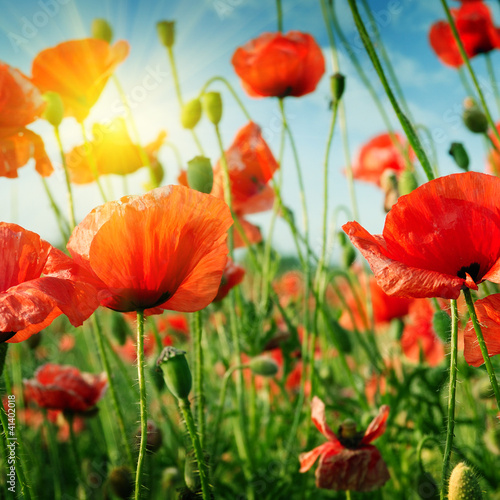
<box><xmin>44</xmin><ymin>412</ymin><xmax>62</xmax><ymax>500</ymax></box>
<box><xmin>80</xmin><ymin>123</ymin><xmax>108</xmax><ymax>202</ymax></box>
<box><xmin>276</xmin><ymin>0</ymin><xmax>283</xmax><ymax>31</ymax></box>
<box><xmin>346</xmin><ymin>0</ymin><xmax>434</xmax><ymax>181</ymax></box>
<box><xmin>440</xmin><ymin>299</ymin><xmax>459</xmax><ymax>500</ymax></box>
<box><xmin>40</xmin><ymin>177</ymin><xmax>70</xmax><ymax>242</ymax></box>
<box><xmin>439</xmin><ymin>0</ymin><xmax>500</xmax><ymax>147</ymax></box>
<box><xmin>92</xmin><ymin>315</ymin><xmax>134</xmax><ymax>467</ymax></box>
<box><xmin>179</xmin><ymin>398</ymin><xmax>211</xmax><ymax>500</ymax></box>
<box><xmin>135</xmin><ymin>310</ymin><xmax>147</xmax><ymax>500</ymax></box>
<box><xmin>54</xmin><ymin>125</ymin><xmax>76</xmax><ymax>229</ymax></box>
<box><xmin>66</xmin><ymin>412</ymin><xmax>82</xmax><ymax>484</ymax></box>
<box><xmin>463</xmin><ymin>288</ymin><xmax>500</xmax><ymax>410</ymax></box>
<box><xmin>200</xmin><ymin>76</ymin><xmax>252</xmax><ymax>122</ymax></box>
<box><xmin>485</xmin><ymin>53</ymin><xmax>500</xmax><ymax>117</ymax></box>
<box><xmin>457</xmin><ymin>67</ymin><xmax>475</xmax><ymax>97</ymax></box>
<box><xmin>192</xmin><ymin>310</ymin><xmax>206</xmax><ymax>451</ymax></box>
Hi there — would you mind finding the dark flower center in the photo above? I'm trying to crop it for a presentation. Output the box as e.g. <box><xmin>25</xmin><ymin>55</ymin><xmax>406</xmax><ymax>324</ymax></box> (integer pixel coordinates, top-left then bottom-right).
<box><xmin>0</xmin><ymin>332</ymin><xmax>16</xmax><ymax>343</ymax></box>
<box><xmin>457</xmin><ymin>262</ymin><xmax>481</xmax><ymax>282</ymax></box>
<box><xmin>337</xmin><ymin>425</ymin><xmax>365</xmax><ymax>449</ymax></box>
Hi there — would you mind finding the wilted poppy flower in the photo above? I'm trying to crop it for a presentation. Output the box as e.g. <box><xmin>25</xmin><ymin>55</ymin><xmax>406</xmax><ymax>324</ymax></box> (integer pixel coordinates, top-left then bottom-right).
<box><xmin>65</xmin><ymin>118</ymin><xmax>166</xmax><ymax>184</ymax></box>
<box><xmin>464</xmin><ymin>293</ymin><xmax>500</xmax><ymax>366</ymax></box>
<box><xmin>0</xmin><ymin>63</ymin><xmax>53</xmax><ymax>178</ymax></box>
<box><xmin>32</xmin><ymin>38</ymin><xmax>129</xmax><ymax>122</ymax></box>
<box><xmin>24</xmin><ymin>363</ymin><xmax>107</xmax><ymax>413</ymax></box>
<box><xmin>429</xmin><ymin>2</ymin><xmax>500</xmax><ymax>67</ymax></box>
<box><xmin>343</xmin><ymin>172</ymin><xmax>500</xmax><ymax>299</ymax></box>
<box><xmin>232</xmin><ymin>31</ymin><xmax>325</xmax><ymax>98</ymax></box>
<box><xmin>213</xmin><ymin>259</ymin><xmax>245</xmax><ymax>302</ymax></box>
<box><xmin>0</xmin><ymin>223</ymin><xmax>99</xmax><ymax>343</ymax></box>
<box><xmin>299</xmin><ymin>396</ymin><xmax>390</xmax><ymax>491</ymax></box>
<box><xmin>401</xmin><ymin>299</ymin><xmax>446</xmax><ymax>366</ymax></box>
<box><xmin>67</xmin><ymin>185</ymin><xmax>232</xmax><ymax>313</ymax></box>
<box><xmin>351</xmin><ymin>133</ymin><xmax>412</xmax><ymax>187</ymax></box>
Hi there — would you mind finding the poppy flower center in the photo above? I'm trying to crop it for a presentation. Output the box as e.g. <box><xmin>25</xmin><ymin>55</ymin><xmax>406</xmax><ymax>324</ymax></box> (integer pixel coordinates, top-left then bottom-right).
<box><xmin>457</xmin><ymin>262</ymin><xmax>481</xmax><ymax>283</ymax></box>
<box><xmin>0</xmin><ymin>332</ymin><xmax>16</xmax><ymax>343</ymax></box>
<box><xmin>337</xmin><ymin>424</ymin><xmax>365</xmax><ymax>449</ymax></box>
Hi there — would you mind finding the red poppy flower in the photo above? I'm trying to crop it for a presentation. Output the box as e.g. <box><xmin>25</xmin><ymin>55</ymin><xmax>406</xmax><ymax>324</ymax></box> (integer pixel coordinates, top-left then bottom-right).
<box><xmin>32</xmin><ymin>38</ymin><xmax>129</xmax><ymax>122</ymax></box>
<box><xmin>299</xmin><ymin>397</ymin><xmax>390</xmax><ymax>491</ymax></box>
<box><xmin>23</xmin><ymin>363</ymin><xmax>107</xmax><ymax>413</ymax></box>
<box><xmin>67</xmin><ymin>185</ymin><xmax>232</xmax><ymax>313</ymax></box>
<box><xmin>213</xmin><ymin>259</ymin><xmax>245</xmax><ymax>302</ymax></box>
<box><xmin>0</xmin><ymin>63</ymin><xmax>53</xmax><ymax>178</ymax></box>
<box><xmin>351</xmin><ymin>133</ymin><xmax>412</xmax><ymax>187</ymax></box>
<box><xmin>232</xmin><ymin>31</ymin><xmax>325</xmax><ymax>98</ymax></box>
<box><xmin>0</xmin><ymin>223</ymin><xmax>99</xmax><ymax>343</ymax></box>
<box><xmin>464</xmin><ymin>293</ymin><xmax>500</xmax><ymax>366</ymax></box>
<box><xmin>429</xmin><ymin>2</ymin><xmax>500</xmax><ymax>67</ymax></box>
<box><xmin>65</xmin><ymin>119</ymin><xmax>166</xmax><ymax>184</ymax></box>
<box><xmin>343</xmin><ymin>172</ymin><xmax>500</xmax><ymax>300</ymax></box>
<box><xmin>401</xmin><ymin>299</ymin><xmax>446</xmax><ymax>366</ymax></box>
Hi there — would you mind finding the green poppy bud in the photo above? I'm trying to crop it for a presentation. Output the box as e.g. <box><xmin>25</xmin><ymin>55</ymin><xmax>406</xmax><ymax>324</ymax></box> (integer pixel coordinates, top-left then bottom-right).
<box><xmin>181</xmin><ymin>98</ymin><xmax>202</xmax><ymax>129</ymax></box>
<box><xmin>202</xmin><ymin>92</ymin><xmax>222</xmax><ymax>125</ymax></box>
<box><xmin>136</xmin><ymin>419</ymin><xmax>163</xmax><ymax>453</ymax></box>
<box><xmin>110</xmin><ymin>311</ymin><xmax>130</xmax><ymax>346</ymax></box>
<box><xmin>448</xmin><ymin>463</ymin><xmax>483</xmax><ymax>500</ymax></box>
<box><xmin>157</xmin><ymin>347</ymin><xmax>192</xmax><ymax>400</ymax></box>
<box><xmin>162</xmin><ymin>466</ymin><xmax>180</xmax><ymax>490</ymax></box>
<box><xmin>342</xmin><ymin>244</ymin><xmax>356</xmax><ymax>269</ymax></box>
<box><xmin>157</xmin><ymin>21</ymin><xmax>175</xmax><ymax>48</ymax></box>
<box><xmin>184</xmin><ymin>451</ymin><xmax>200</xmax><ymax>492</ymax></box>
<box><xmin>91</xmin><ymin>18</ymin><xmax>113</xmax><ymax>43</ymax></box>
<box><xmin>398</xmin><ymin>169</ymin><xmax>419</xmax><ymax>196</ymax></box>
<box><xmin>337</xmin><ymin>231</ymin><xmax>347</xmax><ymax>247</ymax></box>
<box><xmin>330</xmin><ymin>73</ymin><xmax>345</xmax><ymax>103</ymax></box>
<box><xmin>448</xmin><ymin>142</ymin><xmax>469</xmax><ymax>171</ymax></box>
<box><xmin>187</xmin><ymin>156</ymin><xmax>213</xmax><ymax>194</ymax></box>
<box><xmin>432</xmin><ymin>310</ymin><xmax>451</xmax><ymax>343</ymax></box>
<box><xmin>108</xmin><ymin>466</ymin><xmax>134</xmax><ymax>500</ymax></box>
<box><xmin>42</xmin><ymin>92</ymin><xmax>64</xmax><ymax>128</ymax></box>
<box><xmin>249</xmin><ymin>356</ymin><xmax>279</xmax><ymax>377</ymax></box>
<box><xmin>463</xmin><ymin>98</ymin><xmax>488</xmax><ymax>134</ymax></box>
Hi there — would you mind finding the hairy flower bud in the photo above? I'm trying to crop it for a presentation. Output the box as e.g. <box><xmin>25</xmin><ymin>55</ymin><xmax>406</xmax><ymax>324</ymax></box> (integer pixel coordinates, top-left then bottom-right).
<box><xmin>249</xmin><ymin>356</ymin><xmax>279</xmax><ymax>377</ymax></box>
<box><xmin>157</xmin><ymin>347</ymin><xmax>192</xmax><ymax>400</ymax></box>
<box><xmin>448</xmin><ymin>463</ymin><xmax>483</xmax><ymax>500</ymax></box>
<box><xmin>181</xmin><ymin>98</ymin><xmax>202</xmax><ymax>129</ymax></box>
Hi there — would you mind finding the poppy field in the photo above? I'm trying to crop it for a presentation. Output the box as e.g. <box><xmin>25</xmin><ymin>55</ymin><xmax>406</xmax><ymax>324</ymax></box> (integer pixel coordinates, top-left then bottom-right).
<box><xmin>3</xmin><ymin>1</ymin><xmax>500</xmax><ymax>499</ymax></box>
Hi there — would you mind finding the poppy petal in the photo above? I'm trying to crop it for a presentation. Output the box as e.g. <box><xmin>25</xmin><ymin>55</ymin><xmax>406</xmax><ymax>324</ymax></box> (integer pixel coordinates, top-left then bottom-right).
<box><xmin>311</xmin><ymin>396</ymin><xmax>341</xmax><ymax>443</ymax></box>
<box><xmin>361</xmin><ymin>405</ymin><xmax>389</xmax><ymax>445</ymax></box>
<box><xmin>299</xmin><ymin>442</ymin><xmax>336</xmax><ymax>473</ymax></box>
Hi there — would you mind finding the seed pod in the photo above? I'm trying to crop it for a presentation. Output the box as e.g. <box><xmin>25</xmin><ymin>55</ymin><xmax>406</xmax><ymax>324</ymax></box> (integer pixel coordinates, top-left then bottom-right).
<box><xmin>181</xmin><ymin>99</ymin><xmax>202</xmax><ymax>129</ymax></box>
<box><xmin>202</xmin><ymin>92</ymin><xmax>222</xmax><ymax>125</ymax></box>
<box><xmin>157</xmin><ymin>21</ymin><xmax>175</xmax><ymax>48</ymax></box>
<box><xmin>91</xmin><ymin>18</ymin><xmax>113</xmax><ymax>43</ymax></box>
<box><xmin>187</xmin><ymin>156</ymin><xmax>213</xmax><ymax>194</ymax></box>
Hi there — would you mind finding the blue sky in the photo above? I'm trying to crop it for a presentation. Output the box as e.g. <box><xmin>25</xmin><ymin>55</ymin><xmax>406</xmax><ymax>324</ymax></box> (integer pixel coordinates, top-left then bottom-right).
<box><xmin>0</xmin><ymin>0</ymin><xmax>498</xmax><ymax>257</ymax></box>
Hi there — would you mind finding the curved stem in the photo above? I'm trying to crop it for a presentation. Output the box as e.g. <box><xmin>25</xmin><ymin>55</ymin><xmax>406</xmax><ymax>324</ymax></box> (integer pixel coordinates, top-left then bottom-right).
<box><xmin>135</xmin><ymin>309</ymin><xmax>147</xmax><ymax>500</ymax></box>
<box><xmin>439</xmin><ymin>0</ymin><xmax>500</xmax><ymax>147</ymax></box>
<box><xmin>440</xmin><ymin>299</ymin><xmax>459</xmax><ymax>499</ymax></box>
<box><xmin>463</xmin><ymin>288</ymin><xmax>500</xmax><ymax>410</ymax></box>
<box><xmin>54</xmin><ymin>126</ymin><xmax>76</xmax><ymax>229</ymax></box>
<box><xmin>179</xmin><ymin>398</ymin><xmax>211</xmax><ymax>500</ymax></box>
<box><xmin>92</xmin><ymin>314</ymin><xmax>134</xmax><ymax>468</ymax></box>
<box><xmin>346</xmin><ymin>0</ymin><xmax>434</xmax><ymax>182</ymax></box>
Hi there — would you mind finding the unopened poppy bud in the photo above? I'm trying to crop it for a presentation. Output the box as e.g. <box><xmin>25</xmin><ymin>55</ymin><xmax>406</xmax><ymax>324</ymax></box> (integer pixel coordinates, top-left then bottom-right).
<box><xmin>184</xmin><ymin>451</ymin><xmax>200</xmax><ymax>492</ymax></box>
<box><xmin>432</xmin><ymin>310</ymin><xmax>451</xmax><ymax>343</ymax></box>
<box><xmin>108</xmin><ymin>466</ymin><xmax>134</xmax><ymax>499</ymax></box>
<box><xmin>342</xmin><ymin>244</ymin><xmax>356</xmax><ymax>269</ymax></box>
<box><xmin>337</xmin><ymin>231</ymin><xmax>347</xmax><ymax>247</ymax></box>
<box><xmin>136</xmin><ymin>419</ymin><xmax>163</xmax><ymax>453</ymax></box>
<box><xmin>187</xmin><ymin>156</ymin><xmax>213</xmax><ymax>194</ymax></box>
<box><xmin>340</xmin><ymin>418</ymin><xmax>357</xmax><ymax>439</ymax></box>
<box><xmin>398</xmin><ymin>169</ymin><xmax>418</xmax><ymax>196</ymax></box>
<box><xmin>249</xmin><ymin>356</ymin><xmax>279</xmax><ymax>377</ymax></box>
<box><xmin>162</xmin><ymin>466</ymin><xmax>180</xmax><ymax>490</ymax></box>
<box><xmin>448</xmin><ymin>142</ymin><xmax>470</xmax><ymax>171</ymax></box>
<box><xmin>202</xmin><ymin>92</ymin><xmax>222</xmax><ymax>125</ymax></box>
<box><xmin>110</xmin><ymin>311</ymin><xmax>130</xmax><ymax>346</ymax></box>
<box><xmin>157</xmin><ymin>21</ymin><xmax>175</xmax><ymax>48</ymax></box>
<box><xmin>91</xmin><ymin>18</ymin><xmax>113</xmax><ymax>43</ymax></box>
<box><xmin>330</xmin><ymin>73</ymin><xmax>345</xmax><ymax>103</ymax></box>
<box><xmin>42</xmin><ymin>92</ymin><xmax>64</xmax><ymax>127</ymax></box>
<box><xmin>181</xmin><ymin>99</ymin><xmax>202</xmax><ymax>129</ymax></box>
<box><xmin>448</xmin><ymin>463</ymin><xmax>483</xmax><ymax>500</ymax></box>
<box><xmin>463</xmin><ymin>100</ymin><xmax>488</xmax><ymax>134</ymax></box>
<box><xmin>157</xmin><ymin>346</ymin><xmax>192</xmax><ymax>400</ymax></box>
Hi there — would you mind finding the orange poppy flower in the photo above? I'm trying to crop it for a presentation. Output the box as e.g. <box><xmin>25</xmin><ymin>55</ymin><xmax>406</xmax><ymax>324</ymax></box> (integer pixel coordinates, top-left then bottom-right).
<box><xmin>65</xmin><ymin>118</ymin><xmax>166</xmax><ymax>184</ymax></box>
<box><xmin>232</xmin><ymin>31</ymin><xmax>325</xmax><ymax>98</ymax></box>
<box><xmin>351</xmin><ymin>133</ymin><xmax>412</xmax><ymax>187</ymax></box>
<box><xmin>0</xmin><ymin>223</ymin><xmax>99</xmax><ymax>343</ymax></box>
<box><xmin>429</xmin><ymin>2</ymin><xmax>500</xmax><ymax>67</ymax></box>
<box><xmin>0</xmin><ymin>63</ymin><xmax>53</xmax><ymax>178</ymax></box>
<box><xmin>343</xmin><ymin>172</ymin><xmax>500</xmax><ymax>299</ymax></box>
<box><xmin>32</xmin><ymin>38</ymin><xmax>129</xmax><ymax>122</ymax></box>
<box><xmin>67</xmin><ymin>185</ymin><xmax>232</xmax><ymax>313</ymax></box>
<box><xmin>299</xmin><ymin>397</ymin><xmax>390</xmax><ymax>491</ymax></box>
<box><xmin>23</xmin><ymin>363</ymin><xmax>107</xmax><ymax>413</ymax></box>
<box><xmin>400</xmin><ymin>299</ymin><xmax>446</xmax><ymax>367</ymax></box>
